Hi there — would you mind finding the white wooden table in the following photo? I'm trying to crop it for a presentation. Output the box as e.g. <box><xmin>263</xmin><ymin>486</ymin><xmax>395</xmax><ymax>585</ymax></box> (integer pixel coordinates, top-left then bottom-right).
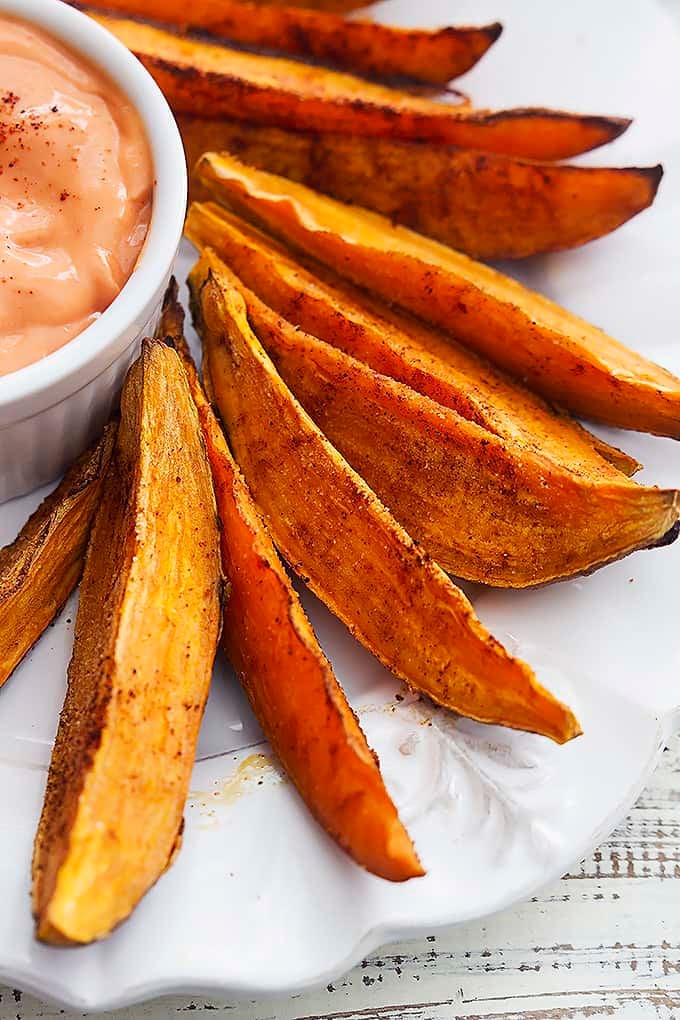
<box><xmin>3</xmin><ymin>734</ymin><xmax>678</xmax><ymax>1020</ymax></box>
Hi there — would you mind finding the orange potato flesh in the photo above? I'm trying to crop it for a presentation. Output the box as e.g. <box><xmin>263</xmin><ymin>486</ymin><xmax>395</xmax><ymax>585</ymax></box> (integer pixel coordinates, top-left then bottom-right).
<box><xmin>206</xmin><ymin>256</ymin><xmax>679</xmax><ymax>587</ymax></box>
<box><xmin>181</xmin><ymin>118</ymin><xmax>660</xmax><ymax>258</ymax></box>
<box><xmin>157</xmin><ymin>282</ymin><xmax>422</xmax><ymax>883</ymax></box>
<box><xmin>197</xmin><ymin>154</ymin><xmax>680</xmax><ymax>437</ymax></box>
<box><xmin>0</xmin><ymin>427</ymin><xmax>115</xmax><ymax>689</ymax></box>
<box><xmin>191</xmin><ymin>251</ymin><xmax>581</xmax><ymax>743</ymax></box>
<box><xmin>92</xmin><ymin>14</ymin><xmax>629</xmax><ymax>160</ymax></box>
<box><xmin>83</xmin><ymin>0</ymin><xmax>500</xmax><ymax>84</ymax></box>
<box><xmin>185</xmin><ymin>200</ymin><xmax>640</xmax><ymax>479</ymax></box>
<box><xmin>32</xmin><ymin>341</ymin><xmax>222</xmax><ymax>945</ymax></box>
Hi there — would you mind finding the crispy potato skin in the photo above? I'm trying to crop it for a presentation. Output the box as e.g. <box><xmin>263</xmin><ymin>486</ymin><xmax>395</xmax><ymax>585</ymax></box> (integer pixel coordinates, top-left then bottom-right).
<box><xmin>191</xmin><ymin>251</ymin><xmax>580</xmax><ymax>743</ymax></box>
<box><xmin>197</xmin><ymin>154</ymin><xmax>680</xmax><ymax>438</ymax></box>
<box><xmin>0</xmin><ymin>428</ymin><xmax>115</xmax><ymax>689</ymax></box>
<box><xmin>181</xmin><ymin>119</ymin><xmax>659</xmax><ymax>257</ymax></box>
<box><xmin>158</xmin><ymin>284</ymin><xmax>421</xmax><ymax>882</ymax></box>
<box><xmin>93</xmin><ymin>14</ymin><xmax>628</xmax><ymax>160</ymax></box>
<box><xmin>185</xmin><ymin>201</ymin><xmax>640</xmax><ymax>479</ymax></box>
<box><xmin>231</xmin><ymin>0</ymin><xmax>374</xmax><ymax>11</ymax></box>
<box><xmin>32</xmin><ymin>341</ymin><xmax>222</xmax><ymax>946</ymax></box>
<box><xmin>82</xmin><ymin>0</ymin><xmax>500</xmax><ymax>84</ymax></box>
<box><xmin>210</xmin><ymin>261</ymin><xmax>679</xmax><ymax>586</ymax></box>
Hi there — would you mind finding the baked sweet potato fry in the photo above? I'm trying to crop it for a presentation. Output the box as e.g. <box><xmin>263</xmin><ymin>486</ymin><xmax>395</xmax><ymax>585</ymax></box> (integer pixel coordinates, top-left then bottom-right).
<box><xmin>191</xmin><ymin>254</ymin><xmax>580</xmax><ymax>742</ymax></box>
<box><xmin>0</xmin><ymin>427</ymin><xmax>114</xmax><ymax>690</ymax></box>
<box><xmin>202</xmin><ymin>253</ymin><xmax>679</xmax><ymax>586</ymax></box>
<box><xmin>181</xmin><ymin>119</ymin><xmax>660</xmax><ymax>257</ymax></box>
<box><xmin>185</xmin><ymin>201</ymin><xmax>640</xmax><ymax>479</ymax></box>
<box><xmin>197</xmin><ymin>154</ymin><xmax>680</xmax><ymax>437</ymax></box>
<box><xmin>83</xmin><ymin>0</ymin><xmax>500</xmax><ymax>84</ymax></box>
<box><xmin>32</xmin><ymin>340</ymin><xmax>222</xmax><ymax>945</ymax></box>
<box><xmin>93</xmin><ymin>14</ymin><xmax>629</xmax><ymax>160</ymax></box>
<box><xmin>157</xmin><ymin>283</ymin><xmax>421</xmax><ymax>882</ymax></box>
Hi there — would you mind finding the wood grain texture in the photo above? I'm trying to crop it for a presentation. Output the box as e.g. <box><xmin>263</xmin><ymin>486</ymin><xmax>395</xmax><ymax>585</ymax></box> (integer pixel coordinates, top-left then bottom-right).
<box><xmin>3</xmin><ymin>737</ymin><xmax>679</xmax><ymax>1020</ymax></box>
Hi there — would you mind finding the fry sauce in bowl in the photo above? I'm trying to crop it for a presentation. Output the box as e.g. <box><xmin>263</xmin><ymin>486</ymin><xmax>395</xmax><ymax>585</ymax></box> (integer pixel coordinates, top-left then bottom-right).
<box><xmin>0</xmin><ymin>15</ymin><xmax>153</xmax><ymax>376</ymax></box>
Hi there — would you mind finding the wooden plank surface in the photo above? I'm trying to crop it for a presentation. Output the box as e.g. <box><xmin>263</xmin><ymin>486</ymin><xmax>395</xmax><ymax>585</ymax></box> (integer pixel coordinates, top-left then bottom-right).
<box><xmin>3</xmin><ymin>737</ymin><xmax>678</xmax><ymax>1020</ymax></box>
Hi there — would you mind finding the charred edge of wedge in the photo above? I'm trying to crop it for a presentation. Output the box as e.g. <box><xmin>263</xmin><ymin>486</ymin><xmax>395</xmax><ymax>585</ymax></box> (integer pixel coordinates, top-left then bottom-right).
<box><xmin>158</xmin><ymin>275</ymin><xmax>185</xmax><ymax>342</ymax></box>
<box><xmin>646</xmin><ymin>519</ymin><xmax>680</xmax><ymax>549</ymax></box>
<box><xmin>191</xmin><ymin>254</ymin><xmax>581</xmax><ymax>743</ymax></box>
<box><xmin>0</xmin><ymin>426</ymin><xmax>115</xmax><ymax>688</ymax></box>
<box><xmin>161</xmin><ymin>283</ymin><xmax>422</xmax><ymax>881</ymax></box>
<box><xmin>470</xmin><ymin>106</ymin><xmax>631</xmax><ymax>134</ymax></box>
<box><xmin>250</xmin><ymin>0</ymin><xmax>377</xmax><ymax>11</ymax></box>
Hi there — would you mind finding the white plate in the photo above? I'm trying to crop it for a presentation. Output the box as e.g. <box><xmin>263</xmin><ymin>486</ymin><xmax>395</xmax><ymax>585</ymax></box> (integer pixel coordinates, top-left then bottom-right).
<box><xmin>2</xmin><ymin>0</ymin><xmax>680</xmax><ymax>1009</ymax></box>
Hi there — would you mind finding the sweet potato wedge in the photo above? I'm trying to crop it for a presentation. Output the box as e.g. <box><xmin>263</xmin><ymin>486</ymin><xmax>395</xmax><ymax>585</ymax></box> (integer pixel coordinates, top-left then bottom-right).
<box><xmin>197</xmin><ymin>154</ymin><xmax>680</xmax><ymax>438</ymax></box>
<box><xmin>181</xmin><ymin>119</ymin><xmax>660</xmax><ymax>257</ymax></box>
<box><xmin>93</xmin><ymin>14</ymin><xmax>629</xmax><ymax>160</ymax></box>
<box><xmin>191</xmin><ymin>253</ymin><xmax>580</xmax><ymax>742</ymax></box>
<box><xmin>158</xmin><ymin>283</ymin><xmax>421</xmax><ymax>882</ymax></box>
<box><xmin>32</xmin><ymin>340</ymin><xmax>222</xmax><ymax>945</ymax></box>
<box><xmin>83</xmin><ymin>0</ymin><xmax>500</xmax><ymax>84</ymax></box>
<box><xmin>202</xmin><ymin>253</ymin><xmax>679</xmax><ymax>586</ymax></box>
<box><xmin>0</xmin><ymin>427</ymin><xmax>115</xmax><ymax>690</ymax></box>
<box><xmin>185</xmin><ymin>200</ymin><xmax>640</xmax><ymax>479</ymax></box>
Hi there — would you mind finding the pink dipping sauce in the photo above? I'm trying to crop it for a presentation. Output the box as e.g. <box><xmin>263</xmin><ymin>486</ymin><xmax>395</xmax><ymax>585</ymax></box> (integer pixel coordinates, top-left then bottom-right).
<box><xmin>0</xmin><ymin>16</ymin><xmax>153</xmax><ymax>376</ymax></box>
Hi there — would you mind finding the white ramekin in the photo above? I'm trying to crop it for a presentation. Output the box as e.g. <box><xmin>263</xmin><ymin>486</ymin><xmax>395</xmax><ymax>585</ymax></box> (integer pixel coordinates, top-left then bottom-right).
<box><xmin>0</xmin><ymin>0</ymin><xmax>187</xmax><ymax>504</ymax></box>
